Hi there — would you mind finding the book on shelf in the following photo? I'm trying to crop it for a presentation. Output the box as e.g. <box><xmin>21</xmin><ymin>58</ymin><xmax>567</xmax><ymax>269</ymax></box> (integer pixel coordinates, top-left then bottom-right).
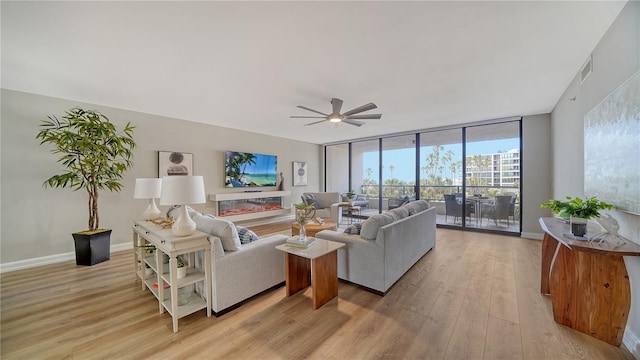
<box><xmin>286</xmin><ymin>237</ymin><xmax>315</xmax><ymax>248</ymax></box>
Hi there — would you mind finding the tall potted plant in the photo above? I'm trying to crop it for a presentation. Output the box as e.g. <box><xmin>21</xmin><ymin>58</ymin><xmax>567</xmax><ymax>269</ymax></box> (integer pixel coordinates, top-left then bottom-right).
<box><xmin>36</xmin><ymin>107</ymin><xmax>136</xmax><ymax>265</ymax></box>
<box><xmin>541</xmin><ymin>196</ymin><xmax>613</xmax><ymax>236</ymax></box>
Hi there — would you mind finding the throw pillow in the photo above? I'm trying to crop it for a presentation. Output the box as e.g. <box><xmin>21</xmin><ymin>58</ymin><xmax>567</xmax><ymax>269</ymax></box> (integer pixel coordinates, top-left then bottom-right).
<box><xmin>302</xmin><ymin>193</ymin><xmax>315</xmax><ymax>205</ymax></box>
<box><xmin>343</xmin><ymin>223</ymin><xmax>362</xmax><ymax>235</ymax></box>
<box><xmin>404</xmin><ymin>199</ymin><xmax>431</xmax><ymax>215</ymax></box>
<box><xmin>192</xmin><ymin>214</ymin><xmax>241</xmax><ymax>251</ymax></box>
<box><xmin>404</xmin><ymin>202</ymin><xmax>421</xmax><ymax>215</ymax></box>
<box><xmin>360</xmin><ymin>213</ymin><xmax>394</xmax><ymax>240</ymax></box>
<box><xmin>389</xmin><ymin>206</ymin><xmax>410</xmax><ymax>219</ymax></box>
<box><xmin>310</xmin><ymin>197</ymin><xmax>324</xmax><ymax>209</ymax></box>
<box><xmin>236</xmin><ymin>225</ymin><xmax>259</xmax><ymax>244</ymax></box>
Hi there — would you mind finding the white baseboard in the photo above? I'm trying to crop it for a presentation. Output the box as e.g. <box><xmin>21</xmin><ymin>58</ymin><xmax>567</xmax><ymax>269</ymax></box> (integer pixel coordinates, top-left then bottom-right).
<box><xmin>624</xmin><ymin>326</ymin><xmax>640</xmax><ymax>359</ymax></box>
<box><xmin>521</xmin><ymin>232</ymin><xmax>544</xmax><ymax>240</ymax></box>
<box><xmin>0</xmin><ymin>242</ymin><xmax>132</xmax><ymax>273</ymax></box>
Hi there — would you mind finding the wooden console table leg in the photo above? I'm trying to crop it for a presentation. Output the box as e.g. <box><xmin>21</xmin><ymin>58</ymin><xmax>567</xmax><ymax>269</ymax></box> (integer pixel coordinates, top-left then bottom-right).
<box><xmin>311</xmin><ymin>250</ymin><xmax>339</xmax><ymax>309</ymax></box>
<box><xmin>549</xmin><ymin>245</ymin><xmax>631</xmax><ymax>346</ymax></box>
<box><xmin>285</xmin><ymin>253</ymin><xmax>310</xmax><ymax>296</ymax></box>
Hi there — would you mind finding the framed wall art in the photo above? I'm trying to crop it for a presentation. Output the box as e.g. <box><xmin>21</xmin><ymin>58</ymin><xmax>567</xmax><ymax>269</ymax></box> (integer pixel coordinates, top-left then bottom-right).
<box><xmin>584</xmin><ymin>71</ymin><xmax>639</xmax><ymax>214</ymax></box>
<box><xmin>158</xmin><ymin>151</ymin><xmax>193</xmax><ymax>177</ymax></box>
<box><xmin>292</xmin><ymin>161</ymin><xmax>307</xmax><ymax>186</ymax></box>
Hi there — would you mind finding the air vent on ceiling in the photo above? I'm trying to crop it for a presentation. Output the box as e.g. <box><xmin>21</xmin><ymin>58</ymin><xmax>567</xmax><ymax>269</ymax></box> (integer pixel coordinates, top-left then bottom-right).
<box><xmin>581</xmin><ymin>55</ymin><xmax>592</xmax><ymax>83</ymax></box>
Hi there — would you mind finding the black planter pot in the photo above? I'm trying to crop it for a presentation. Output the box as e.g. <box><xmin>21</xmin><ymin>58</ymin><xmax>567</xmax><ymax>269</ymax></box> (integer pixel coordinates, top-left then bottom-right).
<box><xmin>72</xmin><ymin>229</ymin><xmax>112</xmax><ymax>266</ymax></box>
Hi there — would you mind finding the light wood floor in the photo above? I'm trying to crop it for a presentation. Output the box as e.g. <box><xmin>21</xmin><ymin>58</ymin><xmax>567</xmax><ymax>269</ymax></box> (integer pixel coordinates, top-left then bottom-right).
<box><xmin>1</xmin><ymin>227</ymin><xmax>635</xmax><ymax>359</ymax></box>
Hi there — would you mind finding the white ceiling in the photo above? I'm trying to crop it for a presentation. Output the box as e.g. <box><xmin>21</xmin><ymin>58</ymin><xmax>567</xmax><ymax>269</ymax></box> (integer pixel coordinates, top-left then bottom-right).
<box><xmin>2</xmin><ymin>1</ymin><xmax>626</xmax><ymax>144</ymax></box>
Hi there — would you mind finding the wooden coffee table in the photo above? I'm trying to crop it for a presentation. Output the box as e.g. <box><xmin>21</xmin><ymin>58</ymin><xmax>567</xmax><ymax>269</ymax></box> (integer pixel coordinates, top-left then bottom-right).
<box><xmin>276</xmin><ymin>238</ymin><xmax>345</xmax><ymax>309</ymax></box>
<box><xmin>291</xmin><ymin>220</ymin><xmax>337</xmax><ymax>237</ymax></box>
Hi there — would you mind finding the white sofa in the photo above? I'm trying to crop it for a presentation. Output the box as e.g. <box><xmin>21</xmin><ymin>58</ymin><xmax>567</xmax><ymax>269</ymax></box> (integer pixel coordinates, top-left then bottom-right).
<box><xmin>169</xmin><ymin>207</ymin><xmax>288</xmax><ymax>315</ymax></box>
<box><xmin>301</xmin><ymin>192</ymin><xmax>342</xmax><ymax>223</ymax></box>
<box><xmin>315</xmin><ymin>200</ymin><xmax>436</xmax><ymax>295</ymax></box>
<box><xmin>208</xmin><ymin>233</ymin><xmax>287</xmax><ymax>314</ymax></box>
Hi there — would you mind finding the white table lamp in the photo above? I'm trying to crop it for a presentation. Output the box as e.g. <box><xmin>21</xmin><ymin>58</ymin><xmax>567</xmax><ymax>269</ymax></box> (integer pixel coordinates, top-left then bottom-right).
<box><xmin>134</xmin><ymin>178</ymin><xmax>162</xmax><ymax>220</ymax></box>
<box><xmin>160</xmin><ymin>176</ymin><xmax>206</xmax><ymax>236</ymax></box>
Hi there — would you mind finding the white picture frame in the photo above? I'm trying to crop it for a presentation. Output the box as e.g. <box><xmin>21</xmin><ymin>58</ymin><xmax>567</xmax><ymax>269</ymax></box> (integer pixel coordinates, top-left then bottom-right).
<box><xmin>293</xmin><ymin>161</ymin><xmax>307</xmax><ymax>186</ymax></box>
<box><xmin>158</xmin><ymin>151</ymin><xmax>193</xmax><ymax>177</ymax></box>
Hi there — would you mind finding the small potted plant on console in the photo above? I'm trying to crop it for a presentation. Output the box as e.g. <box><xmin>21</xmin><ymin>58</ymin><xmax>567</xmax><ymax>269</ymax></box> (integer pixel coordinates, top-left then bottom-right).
<box><xmin>541</xmin><ymin>196</ymin><xmax>613</xmax><ymax>237</ymax></box>
<box><xmin>176</xmin><ymin>256</ymin><xmax>187</xmax><ymax>279</ymax></box>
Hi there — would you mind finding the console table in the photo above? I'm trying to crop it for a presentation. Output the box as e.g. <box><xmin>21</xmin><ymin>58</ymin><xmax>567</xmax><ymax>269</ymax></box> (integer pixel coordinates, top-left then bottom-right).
<box><xmin>539</xmin><ymin>217</ymin><xmax>640</xmax><ymax>346</ymax></box>
<box><xmin>133</xmin><ymin>220</ymin><xmax>211</xmax><ymax>332</ymax></box>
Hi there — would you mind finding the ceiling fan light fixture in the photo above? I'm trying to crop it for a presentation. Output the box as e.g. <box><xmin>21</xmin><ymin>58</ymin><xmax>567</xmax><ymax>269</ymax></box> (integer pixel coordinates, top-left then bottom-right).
<box><xmin>292</xmin><ymin>98</ymin><xmax>381</xmax><ymax>127</ymax></box>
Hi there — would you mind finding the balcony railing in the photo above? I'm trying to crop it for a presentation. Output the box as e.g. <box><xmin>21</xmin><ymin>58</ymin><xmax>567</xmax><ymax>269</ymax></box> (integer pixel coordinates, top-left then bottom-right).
<box><xmin>358</xmin><ymin>184</ymin><xmax>520</xmax><ymax>203</ymax></box>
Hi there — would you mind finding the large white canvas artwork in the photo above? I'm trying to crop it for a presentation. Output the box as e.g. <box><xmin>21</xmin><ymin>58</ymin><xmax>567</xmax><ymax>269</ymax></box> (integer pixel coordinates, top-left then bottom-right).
<box><xmin>584</xmin><ymin>72</ymin><xmax>640</xmax><ymax>215</ymax></box>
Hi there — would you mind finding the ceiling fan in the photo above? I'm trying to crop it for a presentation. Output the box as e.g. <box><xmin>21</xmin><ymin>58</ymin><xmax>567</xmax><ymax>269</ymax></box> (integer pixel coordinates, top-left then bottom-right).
<box><xmin>290</xmin><ymin>98</ymin><xmax>382</xmax><ymax>127</ymax></box>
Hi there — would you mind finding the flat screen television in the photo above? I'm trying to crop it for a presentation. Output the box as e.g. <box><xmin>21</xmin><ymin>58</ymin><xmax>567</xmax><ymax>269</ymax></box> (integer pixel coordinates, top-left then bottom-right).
<box><xmin>225</xmin><ymin>151</ymin><xmax>278</xmax><ymax>188</ymax></box>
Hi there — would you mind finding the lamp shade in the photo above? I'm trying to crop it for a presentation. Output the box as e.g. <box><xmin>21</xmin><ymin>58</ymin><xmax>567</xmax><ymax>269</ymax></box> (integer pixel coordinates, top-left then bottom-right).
<box><xmin>134</xmin><ymin>178</ymin><xmax>162</xmax><ymax>199</ymax></box>
<box><xmin>160</xmin><ymin>176</ymin><xmax>206</xmax><ymax>206</ymax></box>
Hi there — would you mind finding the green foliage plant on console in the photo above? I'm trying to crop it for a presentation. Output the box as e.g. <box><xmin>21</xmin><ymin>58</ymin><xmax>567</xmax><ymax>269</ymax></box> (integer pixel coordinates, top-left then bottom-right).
<box><xmin>540</xmin><ymin>196</ymin><xmax>613</xmax><ymax>220</ymax></box>
<box><xmin>36</xmin><ymin>107</ymin><xmax>136</xmax><ymax>232</ymax></box>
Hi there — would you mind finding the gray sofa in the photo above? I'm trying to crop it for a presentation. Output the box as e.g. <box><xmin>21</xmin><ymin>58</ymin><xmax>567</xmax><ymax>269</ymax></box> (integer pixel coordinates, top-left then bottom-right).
<box><xmin>315</xmin><ymin>200</ymin><xmax>436</xmax><ymax>294</ymax></box>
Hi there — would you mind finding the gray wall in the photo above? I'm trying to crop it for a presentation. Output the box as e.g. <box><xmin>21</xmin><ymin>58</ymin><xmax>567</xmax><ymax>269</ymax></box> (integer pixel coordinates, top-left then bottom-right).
<box><xmin>1</xmin><ymin>89</ymin><xmax>321</xmax><ymax>264</ymax></box>
<box><xmin>550</xmin><ymin>1</ymin><xmax>640</xmax><ymax>346</ymax></box>
<box><xmin>521</xmin><ymin>114</ymin><xmax>552</xmax><ymax>237</ymax></box>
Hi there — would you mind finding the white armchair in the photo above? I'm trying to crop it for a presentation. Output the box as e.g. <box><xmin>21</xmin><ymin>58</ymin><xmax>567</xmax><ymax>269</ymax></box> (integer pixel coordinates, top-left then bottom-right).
<box><xmin>301</xmin><ymin>192</ymin><xmax>342</xmax><ymax>223</ymax></box>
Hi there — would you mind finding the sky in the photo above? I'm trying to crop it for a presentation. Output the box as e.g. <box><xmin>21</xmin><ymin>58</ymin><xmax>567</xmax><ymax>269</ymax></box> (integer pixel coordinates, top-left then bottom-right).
<box><xmin>363</xmin><ymin>138</ymin><xmax>519</xmax><ymax>182</ymax></box>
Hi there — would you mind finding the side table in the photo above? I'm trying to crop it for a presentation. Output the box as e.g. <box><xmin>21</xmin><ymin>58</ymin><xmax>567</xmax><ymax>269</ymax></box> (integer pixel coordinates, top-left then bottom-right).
<box><xmin>133</xmin><ymin>220</ymin><xmax>211</xmax><ymax>332</ymax></box>
<box><xmin>275</xmin><ymin>238</ymin><xmax>345</xmax><ymax>309</ymax></box>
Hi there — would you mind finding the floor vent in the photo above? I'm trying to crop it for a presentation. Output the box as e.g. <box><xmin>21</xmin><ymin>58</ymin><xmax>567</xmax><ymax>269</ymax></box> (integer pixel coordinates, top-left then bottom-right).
<box><xmin>581</xmin><ymin>55</ymin><xmax>593</xmax><ymax>83</ymax></box>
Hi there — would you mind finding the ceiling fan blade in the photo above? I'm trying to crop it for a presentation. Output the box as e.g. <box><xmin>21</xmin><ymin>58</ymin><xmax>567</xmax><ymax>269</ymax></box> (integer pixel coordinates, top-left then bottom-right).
<box><xmin>345</xmin><ymin>114</ymin><xmax>382</xmax><ymax>120</ymax></box>
<box><xmin>304</xmin><ymin>120</ymin><xmax>328</xmax><ymax>126</ymax></box>
<box><xmin>297</xmin><ymin>105</ymin><xmax>328</xmax><ymax>116</ymax></box>
<box><xmin>342</xmin><ymin>102</ymin><xmax>377</xmax><ymax>116</ymax></box>
<box><xmin>290</xmin><ymin>116</ymin><xmax>327</xmax><ymax>118</ymax></box>
<box><xmin>342</xmin><ymin>119</ymin><xmax>365</xmax><ymax>127</ymax></box>
<box><xmin>331</xmin><ymin>98</ymin><xmax>343</xmax><ymax>115</ymax></box>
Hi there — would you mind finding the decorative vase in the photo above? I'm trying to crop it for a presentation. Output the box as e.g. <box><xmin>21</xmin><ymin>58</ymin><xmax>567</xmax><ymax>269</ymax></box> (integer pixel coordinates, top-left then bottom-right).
<box><xmin>299</xmin><ymin>222</ymin><xmax>306</xmax><ymax>241</ymax></box>
<box><xmin>348</xmin><ymin>199</ymin><xmax>353</xmax><ymax>206</ymax></box>
<box><xmin>570</xmin><ymin>216</ymin><xmax>588</xmax><ymax>237</ymax></box>
<box><xmin>177</xmin><ymin>266</ymin><xmax>187</xmax><ymax>279</ymax></box>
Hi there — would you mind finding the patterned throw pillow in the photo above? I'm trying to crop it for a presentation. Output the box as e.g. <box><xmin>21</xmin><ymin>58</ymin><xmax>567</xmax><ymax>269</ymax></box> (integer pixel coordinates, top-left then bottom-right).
<box><xmin>236</xmin><ymin>225</ymin><xmax>259</xmax><ymax>244</ymax></box>
<box><xmin>343</xmin><ymin>223</ymin><xmax>362</xmax><ymax>235</ymax></box>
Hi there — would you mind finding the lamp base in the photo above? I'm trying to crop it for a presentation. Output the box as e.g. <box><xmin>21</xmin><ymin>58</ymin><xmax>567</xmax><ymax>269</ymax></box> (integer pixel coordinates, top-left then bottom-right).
<box><xmin>172</xmin><ymin>205</ymin><xmax>196</xmax><ymax>236</ymax></box>
<box><xmin>143</xmin><ymin>199</ymin><xmax>162</xmax><ymax>220</ymax></box>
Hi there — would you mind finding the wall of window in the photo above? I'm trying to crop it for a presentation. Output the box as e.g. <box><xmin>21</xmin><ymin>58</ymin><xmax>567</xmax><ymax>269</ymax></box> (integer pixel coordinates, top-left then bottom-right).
<box><xmin>324</xmin><ymin>118</ymin><xmax>522</xmax><ymax>235</ymax></box>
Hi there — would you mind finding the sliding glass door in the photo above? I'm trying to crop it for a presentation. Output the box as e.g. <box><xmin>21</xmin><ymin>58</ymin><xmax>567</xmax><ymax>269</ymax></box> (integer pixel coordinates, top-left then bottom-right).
<box><xmin>420</xmin><ymin>129</ymin><xmax>464</xmax><ymax>227</ymax></box>
<box><xmin>352</xmin><ymin>140</ymin><xmax>380</xmax><ymax>212</ymax></box>
<box><xmin>382</xmin><ymin>135</ymin><xmax>417</xmax><ymax>210</ymax></box>
<box><xmin>465</xmin><ymin>121</ymin><xmax>520</xmax><ymax>232</ymax></box>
